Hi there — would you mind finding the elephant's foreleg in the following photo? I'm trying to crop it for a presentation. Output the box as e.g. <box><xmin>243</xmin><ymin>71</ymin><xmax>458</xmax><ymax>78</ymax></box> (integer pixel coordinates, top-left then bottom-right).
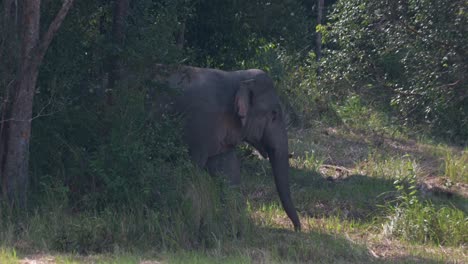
<box><xmin>206</xmin><ymin>150</ymin><xmax>241</xmax><ymax>185</ymax></box>
<box><xmin>189</xmin><ymin>149</ymin><xmax>209</xmax><ymax>168</ymax></box>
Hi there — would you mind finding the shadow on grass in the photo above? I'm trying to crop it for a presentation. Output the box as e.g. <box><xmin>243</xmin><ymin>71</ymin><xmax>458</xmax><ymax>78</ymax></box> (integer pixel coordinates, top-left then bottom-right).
<box><xmin>243</xmin><ymin>155</ymin><xmax>466</xmax><ymax>224</ymax></box>
<box><xmin>240</xmin><ymin>162</ymin><xmax>463</xmax><ymax>263</ymax></box>
<box><xmin>245</xmin><ymin>226</ymin><xmax>373</xmax><ymax>263</ymax></box>
<box><xmin>246</xmin><ymin>165</ymin><xmax>398</xmax><ymax>223</ymax></box>
<box><xmin>293</xmin><ymin>167</ymin><xmax>466</xmax><ymax>219</ymax></box>
<box><xmin>244</xmin><ymin>226</ymin><xmax>444</xmax><ymax>264</ymax></box>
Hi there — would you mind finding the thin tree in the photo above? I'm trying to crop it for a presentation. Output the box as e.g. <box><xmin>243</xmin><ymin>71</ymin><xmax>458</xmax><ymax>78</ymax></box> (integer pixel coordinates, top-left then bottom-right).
<box><xmin>0</xmin><ymin>0</ymin><xmax>74</xmax><ymax>206</ymax></box>
<box><xmin>315</xmin><ymin>0</ymin><xmax>324</xmax><ymax>75</ymax></box>
<box><xmin>107</xmin><ymin>0</ymin><xmax>130</xmax><ymax>105</ymax></box>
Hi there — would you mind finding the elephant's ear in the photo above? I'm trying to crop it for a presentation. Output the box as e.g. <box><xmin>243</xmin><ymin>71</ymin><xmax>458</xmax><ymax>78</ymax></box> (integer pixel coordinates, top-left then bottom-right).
<box><xmin>235</xmin><ymin>79</ymin><xmax>255</xmax><ymax>126</ymax></box>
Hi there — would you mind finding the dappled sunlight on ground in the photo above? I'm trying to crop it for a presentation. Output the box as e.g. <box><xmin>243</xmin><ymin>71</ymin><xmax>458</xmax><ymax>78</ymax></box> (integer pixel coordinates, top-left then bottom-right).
<box><xmin>289</xmin><ymin>126</ymin><xmax>468</xmax><ymax>201</ymax></box>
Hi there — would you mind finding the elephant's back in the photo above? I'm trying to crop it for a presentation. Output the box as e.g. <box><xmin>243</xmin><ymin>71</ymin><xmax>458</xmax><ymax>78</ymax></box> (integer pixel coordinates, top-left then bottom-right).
<box><xmin>172</xmin><ymin>67</ymin><xmax>238</xmax><ymax>111</ymax></box>
<box><xmin>168</xmin><ymin>66</ymin><xmax>269</xmax><ymax>113</ymax></box>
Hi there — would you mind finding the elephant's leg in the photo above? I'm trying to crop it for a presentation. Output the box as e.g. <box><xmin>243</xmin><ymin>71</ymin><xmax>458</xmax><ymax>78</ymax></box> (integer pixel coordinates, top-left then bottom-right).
<box><xmin>207</xmin><ymin>150</ymin><xmax>245</xmax><ymax>238</ymax></box>
<box><xmin>189</xmin><ymin>149</ymin><xmax>209</xmax><ymax>168</ymax></box>
<box><xmin>185</xmin><ymin>111</ymin><xmax>226</xmax><ymax>169</ymax></box>
<box><xmin>206</xmin><ymin>150</ymin><xmax>241</xmax><ymax>185</ymax></box>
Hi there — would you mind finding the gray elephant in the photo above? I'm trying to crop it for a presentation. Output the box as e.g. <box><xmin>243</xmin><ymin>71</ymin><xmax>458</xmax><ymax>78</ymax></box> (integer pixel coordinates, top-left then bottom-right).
<box><xmin>151</xmin><ymin>65</ymin><xmax>301</xmax><ymax>231</ymax></box>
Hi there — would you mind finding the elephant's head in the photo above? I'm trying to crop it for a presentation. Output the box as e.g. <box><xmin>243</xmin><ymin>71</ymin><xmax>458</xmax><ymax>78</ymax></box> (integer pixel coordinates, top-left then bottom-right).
<box><xmin>235</xmin><ymin>74</ymin><xmax>301</xmax><ymax>231</ymax></box>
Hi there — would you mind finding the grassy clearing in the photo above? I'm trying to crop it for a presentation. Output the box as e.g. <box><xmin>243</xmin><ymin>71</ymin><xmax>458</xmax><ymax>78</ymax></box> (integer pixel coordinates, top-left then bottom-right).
<box><xmin>1</xmin><ymin>123</ymin><xmax>467</xmax><ymax>263</ymax></box>
<box><xmin>284</xmin><ymin>123</ymin><xmax>467</xmax><ymax>262</ymax></box>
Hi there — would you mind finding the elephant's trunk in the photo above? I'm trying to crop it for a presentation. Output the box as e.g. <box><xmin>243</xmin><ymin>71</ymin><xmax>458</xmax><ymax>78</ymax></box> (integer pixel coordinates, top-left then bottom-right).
<box><xmin>266</xmin><ymin>128</ymin><xmax>301</xmax><ymax>231</ymax></box>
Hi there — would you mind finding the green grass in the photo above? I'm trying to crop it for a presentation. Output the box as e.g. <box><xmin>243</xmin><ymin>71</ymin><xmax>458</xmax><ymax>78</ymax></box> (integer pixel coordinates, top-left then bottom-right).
<box><xmin>444</xmin><ymin>149</ymin><xmax>468</xmax><ymax>183</ymax></box>
<box><xmin>289</xmin><ymin>150</ymin><xmax>324</xmax><ymax>171</ymax></box>
<box><xmin>384</xmin><ymin>201</ymin><xmax>467</xmax><ymax>246</ymax></box>
<box><xmin>360</xmin><ymin>153</ymin><xmax>421</xmax><ymax>179</ymax></box>
<box><xmin>165</xmin><ymin>251</ymin><xmax>251</xmax><ymax>264</ymax></box>
<box><xmin>0</xmin><ymin>248</ymin><xmax>18</xmax><ymax>264</ymax></box>
<box><xmin>381</xmin><ymin>163</ymin><xmax>467</xmax><ymax>246</ymax></box>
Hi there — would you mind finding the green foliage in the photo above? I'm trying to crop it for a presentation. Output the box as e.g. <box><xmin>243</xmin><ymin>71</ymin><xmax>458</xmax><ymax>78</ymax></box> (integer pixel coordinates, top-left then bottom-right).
<box><xmin>333</xmin><ymin>95</ymin><xmax>403</xmax><ymax>137</ymax></box>
<box><xmin>280</xmin><ymin>53</ymin><xmax>326</xmax><ymax>127</ymax></box>
<box><xmin>323</xmin><ymin>0</ymin><xmax>468</xmax><ymax>142</ymax></box>
<box><xmin>335</xmin><ymin>95</ymin><xmax>370</xmax><ymax>127</ymax></box>
<box><xmin>29</xmin><ymin>0</ymin><xmax>190</xmax><ymax>210</ymax></box>
<box><xmin>383</xmin><ymin>161</ymin><xmax>467</xmax><ymax>246</ymax></box>
<box><xmin>30</xmin><ymin>85</ymin><xmax>187</xmax><ymax>209</ymax></box>
<box><xmin>185</xmin><ymin>0</ymin><xmax>313</xmax><ymax>68</ymax></box>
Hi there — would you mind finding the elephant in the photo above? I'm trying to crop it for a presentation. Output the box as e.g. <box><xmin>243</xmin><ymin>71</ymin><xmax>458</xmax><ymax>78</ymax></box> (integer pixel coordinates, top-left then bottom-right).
<box><xmin>150</xmin><ymin>64</ymin><xmax>301</xmax><ymax>231</ymax></box>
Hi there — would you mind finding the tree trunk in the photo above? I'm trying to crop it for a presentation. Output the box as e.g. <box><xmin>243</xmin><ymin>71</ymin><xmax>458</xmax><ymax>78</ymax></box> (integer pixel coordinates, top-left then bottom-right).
<box><xmin>107</xmin><ymin>0</ymin><xmax>130</xmax><ymax>105</ymax></box>
<box><xmin>1</xmin><ymin>0</ymin><xmax>20</xmax><ymax>88</ymax></box>
<box><xmin>176</xmin><ymin>21</ymin><xmax>185</xmax><ymax>49</ymax></box>
<box><xmin>0</xmin><ymin>0</ymin><xmax>40</xmax><ymax>205</ymax></box>
<box><xmin>315</xmin><ymin>0</ymin><xmax>324</xmax><ymax>75</ymax></box>
<box><xmin>0</xmin><ymin>0</ymin><xmax>74</xmax><ymax>206</ymax></box>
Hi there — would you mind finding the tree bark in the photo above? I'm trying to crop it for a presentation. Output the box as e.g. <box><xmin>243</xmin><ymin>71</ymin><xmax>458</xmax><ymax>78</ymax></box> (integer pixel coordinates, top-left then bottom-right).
<box><xmin>107</xmin><ymin>0</ymin><xmax>130</xmax><ymax>105</ymax></box>
<box><xmin>1</xmin><ymin>0</ymin><xmax>20</xmax><ymax>80</ymax></box>
<box><xmin>176</xmin><ymin>21</ymin><xmax>185</xmax><ymax>50</ymax></box>
<box><xmin>315</xmin><ymin>0</ymin><xmax>324</xmax><ymax>75</ymax></box>
<box><xmin>0</xmin><ymin>0</ymin><xmax>74</xmax><ymax>206</ymax></box>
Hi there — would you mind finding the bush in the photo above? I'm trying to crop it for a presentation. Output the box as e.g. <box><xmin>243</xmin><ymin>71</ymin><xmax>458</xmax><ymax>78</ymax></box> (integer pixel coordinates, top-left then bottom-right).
<box><xmin>29</xmin><ymin>84</ymin><xmax>186</xmax><ymax>209</ymax></box>
<box><xmin>323</xmin><ymin>0</ymin><xmax>468</xmax><ymax>143</ymax></box>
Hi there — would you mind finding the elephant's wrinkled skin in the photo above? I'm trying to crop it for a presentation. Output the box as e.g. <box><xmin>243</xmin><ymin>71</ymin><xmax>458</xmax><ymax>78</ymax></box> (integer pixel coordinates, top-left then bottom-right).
<box><xmin>152</xmin><ymin>65</ymin><xmax>301</xmax><ymax>231</ymax></box>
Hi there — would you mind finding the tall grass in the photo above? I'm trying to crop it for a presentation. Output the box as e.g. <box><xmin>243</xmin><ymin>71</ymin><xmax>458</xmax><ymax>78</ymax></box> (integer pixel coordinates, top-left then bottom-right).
<box><xmin>444</xmin><ymin>150</ymin><xmax>468</xmax><ymax>183</ymax></box>
<box><xmin>335</xmin><ymin>95</ymin><xmax>403</xmax><ymax>137</ymax></box>
<box><xmin>382</xmin><ymin>161</ymin><xmax>467</xmax><ymax>246</ymax></box>
<box><xmin>0</xmin><ymin>248</ymin><xmax>18</xmax><ymax>264</ymax></box>
<box><xmin>0</xmin><ymin>165</ymin><xmax>249</xmax><ymax>254</ymax></box>
<box><xmin>362</xmin><ymin>153</ymin><xmax>420</xmax><ymax>179</ymax></box>
<box><xmin>289</xmin><ymin>150</ymin><xmax>324</xmax><ymax>171</ymax></box>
